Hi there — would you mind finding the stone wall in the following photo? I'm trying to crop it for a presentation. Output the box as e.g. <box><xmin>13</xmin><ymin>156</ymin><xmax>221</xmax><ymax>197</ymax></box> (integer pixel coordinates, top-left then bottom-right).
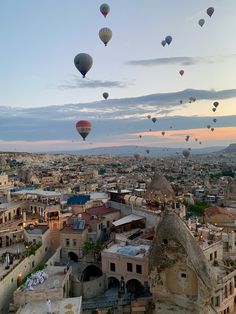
<box><xmin>72</xmin><ymin>273</ymin><xmax>106</xmax><ymax>299</ymax></box>
<box><xmin>0</xmin><ymin>243</ymin><xmax>48</xmax><ymax>313</ymax></box>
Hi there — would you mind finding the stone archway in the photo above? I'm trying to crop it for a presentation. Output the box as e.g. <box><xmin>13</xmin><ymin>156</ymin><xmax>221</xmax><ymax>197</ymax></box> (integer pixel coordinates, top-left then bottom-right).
<box><xmin>108</xmin><ymin>276</ymin><xmax>120</xmax><ymax>289</ymax></box>
<box><xmin>81</xmin><ymin>265</ymin><xmax>102</xmax><ymax>282</ymax></box>
<box><xmin>68</xmin><ymin>251</ymin><xmax>79</xmax><ymax>262</ymax></box>
<box><xmin>126</xmin><ymin>279</ymin><xmax>145</xmax><ymax>298</ymax></box>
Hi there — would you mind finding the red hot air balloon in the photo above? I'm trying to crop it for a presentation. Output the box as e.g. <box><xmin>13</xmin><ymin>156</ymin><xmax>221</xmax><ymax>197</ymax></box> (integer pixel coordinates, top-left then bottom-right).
<box><xmin>100</xmin><ymin>3</ymin><xmax>110</xmax><ymax>18</ymax></box>
<box><xmin>207</xmin><ymin>7</ymin><xmax>214</xmax><ymax>17</ymax></box>
<box><xmin>179</xmin><ymin>70</ymin><xmax>184</xmax><ymax>76</ymax></box>
<box><xmin>76</xmin><ymin>120</ymin><xmax>92</xmax><ymax>141</ymax></box>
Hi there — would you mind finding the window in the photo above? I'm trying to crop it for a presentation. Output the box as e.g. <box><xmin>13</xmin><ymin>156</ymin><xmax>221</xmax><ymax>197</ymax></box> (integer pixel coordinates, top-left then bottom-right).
<box><xmin>127</xmin><ymin>263</ymin><xmax>133</xmax><ymax>272</ymax></box>
<box><xmin>163</xmin><ymin>239</ymin><xmax>168</xmax><ymax>245</ymax></box>
<box><xmin>136</xmin><ymin>264</ymin><xmax>142</xmax><ymax>274</ymax></box>
<box><xmin>73</xmin><ymin>239</ymin><xmax>77</xmax><ymax>246</ymax></box>
<box><xmin>210</xmin><ymin>253</ymin><xmax>213</xmax><ymax>261</ymax></box>
<box><xmin>110</xmin><ymin>263</ymin><xmax>116</xmax><ymax>272</ymax></box>
<box><xmin>230</xmin><ymin>282</ymin><xmax>233</xmax><ymax>295</ymax></box>
<box><xmin>32</xmin><ymin>261</ymin><xmax>35</xmax><ymax>267</ymax></box>
<box><xmin>215</xmin><ymin>295</ymin><xmax>220</xmax><ymax>306</ymax></box>
<box><xmin>224</xmin><ymin>285</ymin><xmax>228</xmax><ymax>299</ymax></box>
<box><xmin>66</xmin><ymin>239</ymin><xmax>70</xmax><ymax>246</ymax></box>
<box><xmin>214</xmin><ymin>251</ymin><xmax>217</xmax><ymax>259</ymax></box>
<box><xmin>180</xmin><ymin>272</ymin><xmax>187</xmax><ymax>279</ymax></box>
<box><xmin>107</xmin><ymin>221</ymin><xmax>110</xmax><ymax>228</ymax></box>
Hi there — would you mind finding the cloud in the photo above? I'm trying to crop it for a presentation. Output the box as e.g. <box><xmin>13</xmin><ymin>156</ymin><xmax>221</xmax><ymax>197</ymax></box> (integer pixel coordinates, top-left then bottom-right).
<box><xmin>126</xmin><ymin>55</ymin><xmax>236</xmax><ymax>67</ymax></box>
<box><xmin>126</xmin><ymin>56</ymin><xmax>214</xmax><ymax>66</ymax></box>
<box><xmin>58</xmin><ymin>76</ymin><xmax>127</xmax><ymax>90</ymax></box>
<box><xmin>0</xmin><ymin>88</ymin><xmax>236</xmax><ymax>146</ymax></box>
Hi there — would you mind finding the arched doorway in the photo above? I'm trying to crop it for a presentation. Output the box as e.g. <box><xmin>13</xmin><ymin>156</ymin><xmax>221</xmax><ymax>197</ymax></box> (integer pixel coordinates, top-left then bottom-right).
<box><xmin>81</xmin><ymin>265</ymin><xmax>102</xmax><ymax>282</ymax></box>
<box><xmin>16</xmin><ymin>208</ymin><xmax>21</xmax><ymax>217</ymax></box>
<box><xmin>68</xmin><ymin>251</ymin><xmax>79</xmax><ymax>262</ymax></box>
<box><xmin>108</xmin><ymin>277</ymin><xmax>120</xmax><ymax>289</ymax></box>
<box><xmin>126</xmin><ymin>279</ymin><xmax>144</xmax><ymax>298</ymax></box>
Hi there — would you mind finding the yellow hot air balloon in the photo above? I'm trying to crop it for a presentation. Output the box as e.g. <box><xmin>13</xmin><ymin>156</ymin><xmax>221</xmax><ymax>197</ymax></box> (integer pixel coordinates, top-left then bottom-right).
<box><xmin>99</xmin><ymin>27</ymin><xmax>112</xmax><ymax>46</ymax></box>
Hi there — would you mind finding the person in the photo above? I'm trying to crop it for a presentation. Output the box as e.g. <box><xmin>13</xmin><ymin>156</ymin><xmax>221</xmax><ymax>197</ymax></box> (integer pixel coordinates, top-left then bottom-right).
<box><xmin>46</xmin><ymin>299</ymin><xmax>52</xmax><ymax>314</ymax></box>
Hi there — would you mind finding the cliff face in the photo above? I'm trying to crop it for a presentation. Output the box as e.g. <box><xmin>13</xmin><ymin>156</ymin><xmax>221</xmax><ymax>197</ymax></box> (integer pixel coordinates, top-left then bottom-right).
<box><xmin>149</xmin><ymin>210</ymin><xmax>215</xmax><ymax>314</ymax></box>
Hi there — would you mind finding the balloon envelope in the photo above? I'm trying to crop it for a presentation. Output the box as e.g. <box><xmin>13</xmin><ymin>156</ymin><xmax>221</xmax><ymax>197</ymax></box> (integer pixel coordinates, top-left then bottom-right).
<box><xmin>213</xmin><ymin>118</ymin><xmax>217</xmax><ymax>123</ymax></box>
<box><xmin>161</xmin><ymin>131</ymin><xmax>165</xmax><ymax>136</ymax></box>
<box><xmin>161</xmin><ymin>40</ymin><xmax>166</xmax><ymax>47</ymax></box>
<box><xmin>198</xmin><ymin>19</ymin><xmax>205</xmax><ymax>27</ymax></box>
<box><xmin>99</xmin><ymin>28</ymin><xmax>112</xmax><ymax>46</ymax></box>
<box><xmin>213</xmin><ymin>101</ymin><xmax>219</xmax><ymax>108</ymax></box>
<box><xmin>152</xmin><ymin>117</ymin><xmax>157</xmax><ymax>123</ymax></box>
<box><xmin>165</xmin><ymin>36</ymin><xmax>172</xmax><ymax>45</ymax></box>
<box><xmin>74</xmin><ymin>53</ymin><xmax>93</xmax><ymax>78</ymax></box>
<box><xmin>100</xmin><ymin>3</ymin><xmax>110</xmax><ymax>18</ymax></box>
<box><xmin>179</xmin><ymin>70</ymin><xmax>184</xmax><ymax>76</ymax></box>
<box><xmin>207</xmin><ymin>7</ymin><xmax>214</xmax><ymax>17</ymax></box>
<box><xmin>147</xmin><ymin>115</ymin><xmax>151</xmax><ymax>119</ymax></box>
<box><xmin>103</xmin><ymin>92</ymin><xmax>109</xmax><ymax>100</ymax></box>
<box><xmin>76</xmin><ymin>120</ymin><xmax>92</xmax><ymax>140</ymax></box>
<box><xmin>212</xmin><ymin>108</ymin><xmax>216</xmax><ymax>112</ymax></box>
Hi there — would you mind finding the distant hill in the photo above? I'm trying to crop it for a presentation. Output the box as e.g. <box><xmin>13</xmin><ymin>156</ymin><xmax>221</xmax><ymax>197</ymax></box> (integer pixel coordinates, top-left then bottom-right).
<box><xmin>48</xmin><ymin>145</ymin><xmax>225</xmax><ymax>156</ymax></box>
<box><xmin>222</xmin><ymin>143</ymin><xmax>236</xmax><ymax>153</ymax></box>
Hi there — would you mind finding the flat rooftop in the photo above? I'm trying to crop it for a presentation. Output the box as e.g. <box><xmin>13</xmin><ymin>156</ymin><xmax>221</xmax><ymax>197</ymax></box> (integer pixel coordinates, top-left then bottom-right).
<box><xmin>103</xmin><ymin>243</ymin><xmax>150</xmax><ymax>258</ymax></box>
<box><xmin>12</xmin><ymin>189</ymin><xmax>61</xmax><ymax>198</ymax></box>
<box><xmin>17</xmin><ymin>297</ymin><xmax>82</xmax><ymax>314</ymax></box>
<box><xmin>17</xmin><ymin>266</ymin><xmax>68</xmax><ymax>293</ymax></box>
<box><xmin>25</xmin><ymin>224</ymin><xmax>49</xmax><ymax>235</ymax></box>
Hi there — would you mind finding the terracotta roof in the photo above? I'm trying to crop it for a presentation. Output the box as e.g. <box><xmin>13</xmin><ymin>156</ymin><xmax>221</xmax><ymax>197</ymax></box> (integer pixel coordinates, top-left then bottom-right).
<box><xmin>205</xmin><ymin>206</ymin><xmax>233</xmax><ymax>218</ymax></box>
<box><xmin>86</xmin><ymin>206</ymin><xmax>116</xmax><ymax>216</ymax></box>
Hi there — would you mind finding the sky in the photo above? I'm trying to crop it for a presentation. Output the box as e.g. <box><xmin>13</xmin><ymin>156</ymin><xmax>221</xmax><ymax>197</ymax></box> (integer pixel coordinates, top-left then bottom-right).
<box><xmin>0</xmin><ymin>0</ymin><xmax>236</xmax><ymax>152</ymax></box>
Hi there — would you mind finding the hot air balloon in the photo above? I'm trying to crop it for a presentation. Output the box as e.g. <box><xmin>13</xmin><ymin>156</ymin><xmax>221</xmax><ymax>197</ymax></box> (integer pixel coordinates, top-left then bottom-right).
<box><xmin>213</xmin><ymin>101</ymin><xmax>219</xmax><ymax>108</ymax></box>
<box><xmin>213</xmin><ymin>118</ymin><xmax>217</xmax><ymax>123</ymax></box>
<box><xmin>149</xmin><ymin>129</ymin><xmax>152</xmax><ymax>132</ymax></box>
<box><xmin>179</xmin><ymin>100</ymin><xmax>183</xmax><ymax>104</ymax></box>
<box><xmin>207</xmin><ymin>125</ymin><xmax>211</xmax><ymax>129</ymax></box>
<box><xmin>76</xmin><ymin>120</ymin><xmax>92</xmax><ymax>141</ymax></box>
<box><xmin>74</xmin><ymin>53</ymin><xmax>93</xmax><ymax>78</ymax></box>
<box><xmin>146</xmin><ymin>149</ymin><xmax>150</xmax><ymax>154</ymax></box>
<box><xmin>100</xmin><ymin>3</ymin><xmax>110</xmax><ymax>18</ymax></box>
<box><xmin>170</xmin><ymin>126</ymin><xmax>173</xmax><ymax>129</ymax></box>
<box><xmin>212</xmin><ymin>108</ymin><xmax>216</xmax><ymax>112</ymax></box>
<box><xmin>161</xmin><ymin>40</ymin><xmax>166</xmax><ymax>47</ymax></box>
<box><xmin>207</xmin><ymin>7</ymin><xmax>214</xmax><ymax>18</ymax></box>
<box><xmin>198</xmin><ymin>19</ymin><xmax>205</xmax><ymax>27</ymax></box>
<box><xmin>199</xmin><ymin>141</ymin><xmax>202</xmax><ymax>144</ymax></box>
<box><xmin>103</xmin><ymin>92</ymin><xmax>109</xmax><ymax>100</ymax></box>
<box><xmin>195</xmin><ymin>138</ymin><xmax>198</xmax><ymax>142</ymax></box>
<box><xmin>179</xmin><ymin>70</ymin><xmax>184</xmax><ymax>76</ymax></box>
<box><xmin>152</xmin><ymin>117</ymin><xmax>157</xmax><ymax>123</ymax></box>
<box><xmin>211</xmin><ymin>127</ymin><xmax>214</xmax><ymax>132</ymax></box>
<box><xmin>182</xmin><ymin>149</ymin><xmax>190</xmax><ymax>159</ymax></box>
<box><xmin>161</xmin><ymin>131</ymin><xmax>165</xmax><ymax>136</ymax></box>
<box><xmin>99</xmin><ymin>27</ymin><xmax>112</xmax><ymax>46</ymax></box>
<box><xmin>139</xmin><ymin>135</ymin><xmax>142</xmax><ymax>139</ymax></box>
<box><xmin>165</xmin><ymin>36</ymin><xmax>172</xmax><ymax>45</ymax></box>
<box><xmin>147</xmin><ymin>115</ymin><xmax>151</xmax><ymax>119</ymax></box>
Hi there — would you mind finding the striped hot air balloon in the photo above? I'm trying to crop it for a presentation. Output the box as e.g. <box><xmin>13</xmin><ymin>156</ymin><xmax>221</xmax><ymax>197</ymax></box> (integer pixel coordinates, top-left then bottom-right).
<box><xmin>76</xmin><ymin>120</ymin><xmax>92</xmax><ymax>141</ymax></box>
